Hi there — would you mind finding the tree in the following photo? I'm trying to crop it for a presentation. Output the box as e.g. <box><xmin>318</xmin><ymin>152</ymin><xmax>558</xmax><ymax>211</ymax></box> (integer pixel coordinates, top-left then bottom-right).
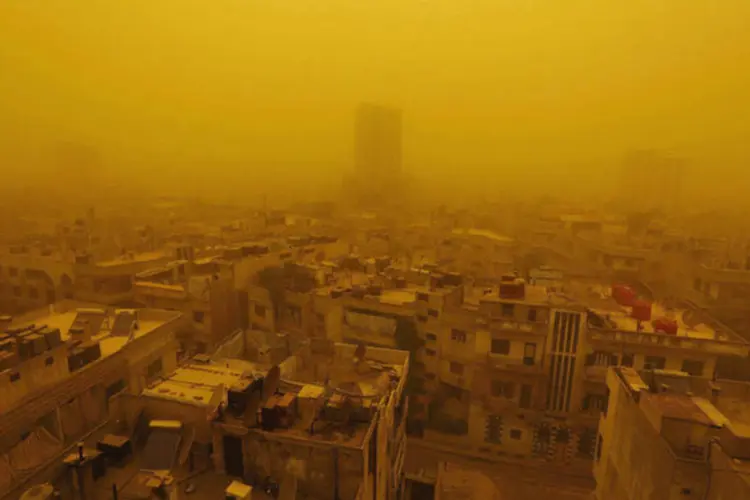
<box><xmin>257</xmin><ymin>266</ymin><xmax>288</xmax><ymax>322</ymax></box>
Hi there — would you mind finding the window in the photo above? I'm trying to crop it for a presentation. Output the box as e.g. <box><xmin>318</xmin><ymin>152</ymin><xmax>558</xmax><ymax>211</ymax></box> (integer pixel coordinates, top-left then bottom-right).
<box><xmin>449</xmin><ymin>362</ymin><xmax>464</xmax><ymax>375</ymax></box>
<box><xmin>254</xmin><ymin>304</ymin><xmax>266</xmax><ymax>318</ymax></box>
<box><xmin>491</xmin><ymin>380</ymin><xmax>515</xmax><ymax>399</ymax></box>
<box><xmin>425</xmin><ymin>333</ymin><xmax>437</xmax><ymax>342</ymax></box>
<box><xmin>645</xmin><ymin>356</ymin><xmax>666</xmax><ymax>370</ymax></box>
<box><xmin>510</xmin><ymin>429</ymin><xmax>522</xmax><ymax>440</ymax></box>
<box><xmin>193</xmin><ymin>311</ymin><xmax>205</xmax><ymax>323</ymax></box>
<box><xmin>416</xmin><ymin>292</ymin><xmax>429</xmax><ymax>302</ymax></box>
<box><xmin>681</xmin><ymin>359</ymin><xmax>704</xmax><ymax>377</ymax></box>
<box><xmin>523</xmin><ymin>343</ymin><xmax>536</xmax><ymax>365</ymax></box>
<box><xmin>556</xmin><ymin>428</ymin><xmax>571</xmax><ymax>443</ymax></box>
<box><xmin>519</xmin><ymin>384</ymin><xmax>532</xmax><ymax>409</ymax></box>
<box><xmin>596</xmin><ymin>434</ymin><xmax>603</xmax><ymax>462</ymax></box>
<box><xmin>491</xmin><ymin>339</ymin><xmax>510</xmax><ymax>355</ymax></box>
<box><xmin>427</xmin><ymin>308</ymin><xmax>439</xmax><ymax>318</ymax></box>
<box><xmin>10</xmin><ymin>371</ymin><xmax>21</xmax><ymax>382</ymax></box>
<box><xmin>45</xmin><ymin>356</ymin><xmax>54</xmax><ymax>366</ymax></box>
<box><xmin>425</xmin><ymin>348</ymin><xmax>436</xmax><ymax>357</ymax></box>
<box><xmin>29</xmin><ymin>287</ymin><xmax>38</xmax><ymax>300</ymax></box>
<box><xmin>106</xmin><ymin>379</ymin><xmax>127</xmax><ymax>399</ymax></box>
<box><xmin>451</xmin><ymin>329</ymin><xmax>467</xmax><ymax>343</ymax></box>
<box><xmin>425</xmin><ymin>373</ymin><xmax>436</xmax><ymax>380</ymax></box>
<box><xmin>621</xmin><ymin>353</ymin><xmax>634</xmax><ymax>367</ymax></box>
<box><xmin>485</xmin><ymin>416</ymin><xmax>502</xmax><ymax>444</ymax></box>
<box><xmin>527</xmin><ymin>308</ymin><xmax>537</xmax><ymax>322</ymax></box>
<box><xmin>417</xmin><ymin>315</ymin><xmax>428</xmax><ymax>323</ymax></box>
<box><xmin>491</xmin><ymin>380</ymin><xmax>504</xmax><ymax>397</ymax></box>
<box><xmin>147</xmin><ymin>358</ymin><xmax>163</xmax><ymax>379</ymax></box>
<box><xmin>501</xmin><ymin>303</ymin><xmax>514</xmax><ymax>317</ymax></box>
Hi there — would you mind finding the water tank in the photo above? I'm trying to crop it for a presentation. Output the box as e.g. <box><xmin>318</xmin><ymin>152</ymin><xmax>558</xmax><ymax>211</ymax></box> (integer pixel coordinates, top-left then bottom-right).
<box><xmin>612</xmin><ymin>284</ymin><xmax>636</xmax><ymax>307</ymax></box>
<box><xmin>631</xmin><ymin>300</ymin><xmax>652</xmax><ymax>322</ymax></box>
<box><xmin>653</xmin><ymin>318</ymin><xmax>678</xmax><ymax>335</ymax></box>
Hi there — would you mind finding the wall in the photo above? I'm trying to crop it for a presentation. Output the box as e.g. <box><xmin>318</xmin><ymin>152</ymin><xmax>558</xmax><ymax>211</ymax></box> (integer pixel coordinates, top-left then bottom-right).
<box><xmin>0</xmin><ymin>344</ymin><xmax>69</xmax><ymax>413</ymax></box>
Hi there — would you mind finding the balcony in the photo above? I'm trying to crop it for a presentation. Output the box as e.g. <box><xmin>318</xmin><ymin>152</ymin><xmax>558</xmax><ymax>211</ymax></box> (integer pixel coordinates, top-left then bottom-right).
<box><xmin>588</xmin><ymin>328</ymin><xmax>750</xmax><ymax>357</ymax></box>
<box><xmin>484</xmin><ymin>319</ymin><xmax>548</xmax><ymax>337</ymax></box>
<box><xmin>485</xmin><ymin>354</ymin><xmax>544</xmax><ymax>375</ymax></box>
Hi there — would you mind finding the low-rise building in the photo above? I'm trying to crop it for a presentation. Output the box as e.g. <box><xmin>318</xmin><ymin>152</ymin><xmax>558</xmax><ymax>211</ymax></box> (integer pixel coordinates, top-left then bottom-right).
<box><xmin>595</xmin><ymin>366</ymin><xmax>750</xmax><ymax>500</ymax></box>
<box><xmin>212</xmin><ymin>340</ymin><xmax>409</xmax><ymax>500</ymax></box>
<box><xmin>0</xmin><ymin>301</ymin><xmax>183</xmax><ymax>498</ymax></box>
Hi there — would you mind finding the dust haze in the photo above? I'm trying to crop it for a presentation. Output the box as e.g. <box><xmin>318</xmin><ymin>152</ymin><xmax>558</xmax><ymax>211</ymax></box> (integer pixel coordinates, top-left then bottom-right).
<box><xmin>1</xmin><ymin>0</ymin><xmax>749</xmax><ymax>206</ymax></box>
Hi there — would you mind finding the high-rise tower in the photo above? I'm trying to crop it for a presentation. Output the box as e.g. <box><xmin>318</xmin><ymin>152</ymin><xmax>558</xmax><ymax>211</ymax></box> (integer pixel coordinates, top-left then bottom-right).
<box><xmin>346</xmin><ymin>103</ymin><xmax>404</xmax><ymax>209</ymax></box>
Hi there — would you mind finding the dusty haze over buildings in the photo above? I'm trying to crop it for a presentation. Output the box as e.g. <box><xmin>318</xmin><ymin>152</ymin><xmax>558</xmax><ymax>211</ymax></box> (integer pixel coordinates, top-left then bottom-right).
<box><xmin>1</xmin><ymin>0</ymin><xmax>750</xmax><ymax>204</ymax></box>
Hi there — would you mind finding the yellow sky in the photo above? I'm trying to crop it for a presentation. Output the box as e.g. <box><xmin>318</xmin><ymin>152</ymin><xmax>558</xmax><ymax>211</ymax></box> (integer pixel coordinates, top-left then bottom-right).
<box><xmin>1</xmin><ymin>0</ymin><xmax>748</xmax><ymax>198</ymax></box>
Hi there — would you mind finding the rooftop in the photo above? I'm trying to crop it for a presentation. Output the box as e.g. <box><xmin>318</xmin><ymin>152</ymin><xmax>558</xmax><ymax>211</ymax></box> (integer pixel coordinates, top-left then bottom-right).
<box><xmin>95</xmin><ymin>250</ymin><xmax>172</xmax><ymax>268</ymax></box>
<box><xmin>141</xmin><ymin>360</ymin><xmax>262</xmax><ymax>409</ymax></box>
<box><xmin>7</xmin><ymin>301</ymin><xmax>180</xmax><ymax>357</ymax></box>
<box><xmin>451</xmin><ymin>228</ymin><xmax>514</xmax><ymax>243</ymax></box>
<box><xmin>569</xmin><ymin>282</ymin><xmax>731</xmax><ymax>340</ymax></box>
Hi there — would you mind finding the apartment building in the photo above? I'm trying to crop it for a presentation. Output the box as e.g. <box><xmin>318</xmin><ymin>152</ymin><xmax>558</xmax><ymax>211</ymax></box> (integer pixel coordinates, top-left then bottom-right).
<box><xmin>104</xmin><ymin>339</ymin><xmax>408</xmax><ymax>500</ymax></box>
<box><xmin>133</xmin><ymin>254</ymin><xmax>240</xmax><ymax>354</ymax></box>
<box><xmin>0</xmin><ymin>301</ymin><xmax>182</xmax><ymax>498</ymax></box>
<box><xmin>687</xmin><ymin>263</ymin><xmax>750</xmax><ymax>337</ymax></box>
<box><xmin>437</xmin><ymin>228</ymin><xmax>516</xmax><ymax>284</ymax></box>
<box><xmin>71</xmin><ymin>249</ymin><xmax>180</xmax><ymax>306</ymax></box>
<box><xmin>243</xmin><ymin>254</ymin><xmax>750</xmax><ymax>484</ymax></box>
<box><xmin>0</xmin><ymin>246</ymin><xmax>74</xmax><ymax>314</ymax></box>
<box><xmin>596</xmin><ymin>366</ymin><xmax>750</xmax><ymax>500</ymax></box>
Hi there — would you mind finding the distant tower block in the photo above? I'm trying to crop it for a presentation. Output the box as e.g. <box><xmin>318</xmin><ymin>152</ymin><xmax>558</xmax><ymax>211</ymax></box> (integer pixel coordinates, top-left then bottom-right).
<box><xmin>351</xmin><ymin>103</ymin><xmax>404</xmax><ymax>208</ymax></box>
<box><xmin>355</xmin><ymin>103</ymin><xmax>403</xmax><ymax>177</ymax></box>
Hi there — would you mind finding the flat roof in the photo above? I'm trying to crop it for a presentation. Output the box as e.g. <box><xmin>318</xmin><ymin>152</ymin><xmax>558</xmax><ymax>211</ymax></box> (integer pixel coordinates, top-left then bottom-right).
<box><xmin>8</xmin><ymin>302</ymin><xmax>181</xmax><ymax>359</ymax></box>
<box><xmin>142</xmin><ymin>380</ymin><xmax>218</xmax><ymax>407</ymax></box>
<box><xmin>571</xmin><ymin>283</ymin><xmax>719</xmax><ymax>339</ymax></box>
<box><xmin>95</xmin><ymin>251</ymin><xmax>171</xmax><ymax>268</ymax></box>
<box><xmin>643</xmin><ymin>393</ymin><xmax>715</xmax><ymax>426</ymax></box>
<box><xmin>465</xmin><ymin>283</ymin><xmax>552</xmax><ymax>307</ymax></box>
<box><xmin>451</xmin><ymin>228</ymin><xmax>513</xmax><ymax>243</ymax></box>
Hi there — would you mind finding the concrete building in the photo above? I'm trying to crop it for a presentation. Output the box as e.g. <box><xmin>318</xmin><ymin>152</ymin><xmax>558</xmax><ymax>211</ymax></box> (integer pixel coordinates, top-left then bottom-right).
<box><xmin>72</xmin><ymin>249</ymin><xmax>178</xmax><ymax>306</ymax></box>
<box><xmin>244</xmin><ymin>254</ymin><xmax>750</xmax><ymax>489</ymax></box>
<box><xmin>0</xmin><ymin>301</ymin><xmax>183</xmax><ymax>498</ymax></box>
<box><xmin>87</xmin><ymin>337</ymin><xmax>409</xmax><ymax>500</ymax></box>
<box><xmin>133</xmin><ymin>254</ymin><xmax>240</xmax><ymax>354</ymax></box>
<box><xmin>0</xmin><ymin>247</ymin><xmax>74</xmax><ymax>314</ymax></box>
<box><xmin>595</xmin><ymin>366</ymin><xmax>750</xmax><ymax>500</ymax></box>
<box><xmin>212</xmin><ymin>340</ymin><xmax>409</xmax><ymax>500</ymax></box>
<box><xmin>345</xmin><ymin>103</ymin><xmax>404</xmax><ymax>210</ymax></box>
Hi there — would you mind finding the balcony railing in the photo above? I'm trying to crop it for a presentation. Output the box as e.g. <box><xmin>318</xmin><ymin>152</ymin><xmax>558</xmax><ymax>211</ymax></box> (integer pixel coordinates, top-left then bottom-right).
<box><xmin>588</xmin><ymin>328</ymin><xmax>750</xmax><ymax>357</ymax></box>
<box><xmin>481</xmin><ymin>318</ymin><xmax>549</xmax><ymax>336</ymax></box>
<box><xmin>485</xmin><ymin>354</ymin><xmax>543</xmax><ymax>374</ymax></box>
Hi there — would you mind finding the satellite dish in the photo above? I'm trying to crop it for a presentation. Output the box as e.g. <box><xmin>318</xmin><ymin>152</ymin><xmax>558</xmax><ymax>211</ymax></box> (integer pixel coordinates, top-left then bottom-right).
<box><xmin>354</xmin><ymin>343</ymin><xmax>367</xmax><ymax>361</ymax></box>
<box><xmin>262</xmin><ymin>366</ymin><xmax>280</xmax><ymax>400</ymax></box>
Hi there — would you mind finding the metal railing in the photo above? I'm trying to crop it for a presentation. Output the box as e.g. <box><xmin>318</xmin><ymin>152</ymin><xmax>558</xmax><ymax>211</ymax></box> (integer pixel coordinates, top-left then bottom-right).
<box><xmin>588</xmin><ymin>328</ymin><xmax>750</xmax><ymax>356</ymax></box>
